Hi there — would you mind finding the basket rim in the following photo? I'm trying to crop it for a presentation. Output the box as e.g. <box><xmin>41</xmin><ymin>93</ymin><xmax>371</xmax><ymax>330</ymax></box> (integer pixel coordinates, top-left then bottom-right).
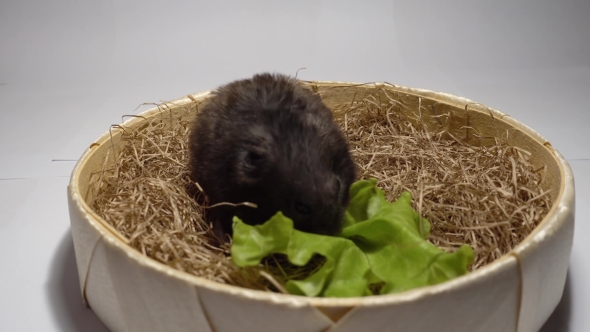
<box><xmin>68</xmin><ymin>81</ymin><xmax>574</xmax><ymax>307</ymax></box>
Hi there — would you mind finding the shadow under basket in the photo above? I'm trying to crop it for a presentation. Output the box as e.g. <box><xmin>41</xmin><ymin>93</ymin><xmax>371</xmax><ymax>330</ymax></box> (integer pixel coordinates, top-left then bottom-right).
<box><xmin>68</xmin><ymin>82</ymin><xmax>575</xmax><ymax>332</ymax></box>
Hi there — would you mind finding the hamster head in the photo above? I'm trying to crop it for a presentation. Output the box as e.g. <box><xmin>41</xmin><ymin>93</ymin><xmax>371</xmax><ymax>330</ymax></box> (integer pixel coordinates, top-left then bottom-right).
<box><xmin>231</xmin><ymin>120</ymin><xmax>355</xmax><ymax>236</ymax></box>
<box><xmin>188</xmin><ymin>73</ymin><xmax>356</xmax><ymax>237</ymax></box>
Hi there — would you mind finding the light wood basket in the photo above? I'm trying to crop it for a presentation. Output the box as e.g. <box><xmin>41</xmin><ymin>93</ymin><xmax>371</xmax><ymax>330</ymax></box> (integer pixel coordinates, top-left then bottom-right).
<box><xmin>68</xmin><ymin>82</ymin><xmax>574</xmax><ymax>332</ymax></box>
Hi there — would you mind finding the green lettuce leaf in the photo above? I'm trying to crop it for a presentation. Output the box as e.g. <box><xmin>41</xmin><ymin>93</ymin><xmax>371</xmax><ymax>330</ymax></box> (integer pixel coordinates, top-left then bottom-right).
<box><xmin>231</xmin><ymin>179</ymin><xmax>474</xmax><ymax>297</ymax></box>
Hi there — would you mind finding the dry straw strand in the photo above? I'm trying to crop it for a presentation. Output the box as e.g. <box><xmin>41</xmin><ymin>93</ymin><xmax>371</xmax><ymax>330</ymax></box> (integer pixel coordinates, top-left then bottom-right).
<box><xmin>90</xmin><ymin>85</ymin><xmax>552</xmax><ymax>293</ymax></box>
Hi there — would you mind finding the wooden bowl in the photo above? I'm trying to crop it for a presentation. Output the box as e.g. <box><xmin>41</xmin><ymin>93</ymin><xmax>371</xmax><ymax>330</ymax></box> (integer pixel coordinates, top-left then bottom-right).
<box><xmin>68</xmin><ymin>82</ymin><xmax>574</xmax><ymax>332</ymax></box>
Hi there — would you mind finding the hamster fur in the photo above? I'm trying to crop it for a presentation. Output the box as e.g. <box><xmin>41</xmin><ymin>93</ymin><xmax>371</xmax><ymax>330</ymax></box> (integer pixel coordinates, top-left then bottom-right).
<box><xmin>188</xmin><ymin>73</ymin><xmax>356</xmax><ymax>238</ymax></box>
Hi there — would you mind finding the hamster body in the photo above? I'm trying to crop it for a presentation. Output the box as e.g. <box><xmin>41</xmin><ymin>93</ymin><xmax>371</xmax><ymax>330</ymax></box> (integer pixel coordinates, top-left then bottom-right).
<box><xmin>188</xmin><ymin>73</ymin><xmax>356</xmax><ymax>238</ymax></box>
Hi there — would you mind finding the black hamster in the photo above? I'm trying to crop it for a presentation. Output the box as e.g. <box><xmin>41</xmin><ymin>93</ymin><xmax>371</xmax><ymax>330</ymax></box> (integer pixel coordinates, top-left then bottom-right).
<box><xmin>188</xmin><ymin>73</ymin><xmax>356</xmax><ymax>238</ymax></box>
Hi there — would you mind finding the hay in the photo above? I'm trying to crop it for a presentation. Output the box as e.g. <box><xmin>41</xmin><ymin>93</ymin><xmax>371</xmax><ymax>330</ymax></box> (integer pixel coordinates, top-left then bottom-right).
<box><xmin>90</xmin><ymin>86</ymin><xmax>551</xmax><ymax>292</ymax></box>
<box><xmin>333</xmin><ymin>88</ymin><xmax>551</xmax><ymax>269</ymax></box>
<box><xmin>90</xmin><ymin>112</ymin><xmax>264</xmax><ymax>290</ymax></box>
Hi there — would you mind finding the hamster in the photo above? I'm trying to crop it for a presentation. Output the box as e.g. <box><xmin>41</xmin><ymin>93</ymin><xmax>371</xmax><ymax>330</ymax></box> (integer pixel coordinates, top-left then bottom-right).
<box><xmin>188</xmin><ymin>73</ymin><xmax>356</xmax><ymax>239</ymax></box>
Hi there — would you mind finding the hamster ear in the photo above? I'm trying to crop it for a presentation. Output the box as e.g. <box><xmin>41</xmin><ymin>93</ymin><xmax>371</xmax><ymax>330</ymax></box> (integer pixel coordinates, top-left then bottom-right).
<box><xmin>237</xmin><ymin>126</ymin><xmax>273</xmax><ymax>181</ymax></box>
<box><xmin>238</xmin><ymin>146</ymin><xmax>269</xmax><ymax>181</ymax></box>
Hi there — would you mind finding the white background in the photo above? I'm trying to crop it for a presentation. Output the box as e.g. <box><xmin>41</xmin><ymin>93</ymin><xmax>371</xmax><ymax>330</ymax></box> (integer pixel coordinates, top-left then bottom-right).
<box><xmin>1</xmin><ymin>0</ymin><xmax>588</xmax><ymax>331</ymax></box>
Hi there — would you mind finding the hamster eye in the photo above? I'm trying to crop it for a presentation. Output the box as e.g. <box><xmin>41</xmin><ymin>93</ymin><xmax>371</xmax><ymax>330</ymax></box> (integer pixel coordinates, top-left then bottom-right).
<box><xmin>245</xmin><ymin>151</ymin><xmax>263</xmax><ymax>166</ymax></box>
<box><xmin>334</xmin><ymin>177</ymin><xmax>342</xmax><ymax>195</ymax></box>
<box><xmin>334</xmin><ymin>177</ymin><xmax>348</xmax><ymax>204</ymax></box>
<box><xmin>295</xmin><ymin>201</ymin><xmax>312</xmax><ymax>215</ymax></box>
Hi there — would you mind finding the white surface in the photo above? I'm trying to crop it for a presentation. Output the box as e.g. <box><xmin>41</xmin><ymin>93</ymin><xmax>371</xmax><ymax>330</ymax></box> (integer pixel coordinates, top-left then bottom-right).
<box><xmin>0</xmin><ymin>0</ymin><xmax>588</xmax><ymax>331</ymax></box>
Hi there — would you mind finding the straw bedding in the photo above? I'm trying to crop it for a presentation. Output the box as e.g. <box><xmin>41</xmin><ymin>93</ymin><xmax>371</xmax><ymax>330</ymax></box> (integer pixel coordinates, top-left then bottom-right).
<box><xmin>89</xmin><ymin>85</ymin><xmax>552</xmax><ymax>292</ymax></box>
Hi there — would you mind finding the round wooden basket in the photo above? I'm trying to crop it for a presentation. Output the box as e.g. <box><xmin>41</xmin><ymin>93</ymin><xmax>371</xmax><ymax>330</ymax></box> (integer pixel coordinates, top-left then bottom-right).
<box><xmin>68</xmin><ymin>82</ymin><xmax>574</xmax><ymax>332</ymax></box>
